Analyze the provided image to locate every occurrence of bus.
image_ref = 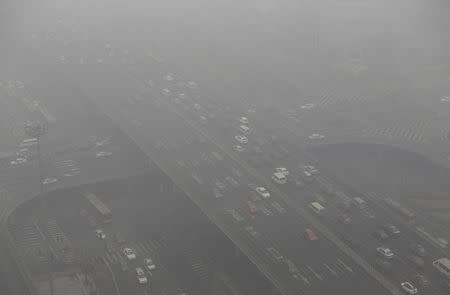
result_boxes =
[84,191,112,223]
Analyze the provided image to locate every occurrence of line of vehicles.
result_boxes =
[153,69,450,294]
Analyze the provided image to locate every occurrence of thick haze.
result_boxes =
[6,0,450,73]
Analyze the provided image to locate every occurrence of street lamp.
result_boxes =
[24,120,48,195]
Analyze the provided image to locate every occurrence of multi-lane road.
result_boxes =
[3,5,450,295]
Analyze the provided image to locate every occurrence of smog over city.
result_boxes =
[1,1,450,295]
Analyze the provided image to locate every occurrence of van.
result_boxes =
[433,257,450,279]
[309,202,325,214]
[239,125,252,135]
[272,172,287,184]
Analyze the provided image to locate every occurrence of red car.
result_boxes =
[304,228,319,241]
[248,201,258,215]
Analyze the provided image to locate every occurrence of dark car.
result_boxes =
[374,258,392,273]
[409,243,426,257]
[383,224,400,236]
[372,229,390,241]
[413,274,430,288]
[341,235,360,249]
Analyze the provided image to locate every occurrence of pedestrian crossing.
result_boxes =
[45,219,75,264]
[10,222,49,264]
[361,122,427,143]
[179,248,210,281]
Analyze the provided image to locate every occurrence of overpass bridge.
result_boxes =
[51,58,403,295]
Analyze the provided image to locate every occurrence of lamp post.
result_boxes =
[24,120,48,195]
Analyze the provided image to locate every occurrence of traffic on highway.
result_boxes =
[2,1,450,295]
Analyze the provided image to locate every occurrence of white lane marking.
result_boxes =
[324,263,338,277]
[297,269,311,285]
[337,259,353,273]
[307,265,323,280]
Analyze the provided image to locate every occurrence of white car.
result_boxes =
[255,187,271,199]
[233,145,245,152]
[303,165,318,174]
[96,151,112,158]
[136,267,148,284]
[11,158,27,165]
[123,248,137,260]
[187,81,198,89]
[440,96,450,102]
[144,258,156,271]
[95,229,106,240]
[300,103,315,109]
[162,88,171,96]
[164,74,174,82]
[275,167,289,176]
[42,177,58,185]
[400,282,418,294]
[376,247,394,259]
[308,133,325,139]
[239,117,249,124]
[235,135,248,144]
[215,180,226,190]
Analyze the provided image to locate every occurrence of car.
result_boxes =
[374,258,392,273]
[239,116,249,124]
[115,232,126,244]
[303,165,318,174]
[215,180,226,190]
[123,248,137,260]
[440,280,450,292]
[11,158,27,165]
[300,103,315,109]
[244,225,261,239]
[407,255,425,269]
[341,235,360,249]
[164,74,174,82]
[308,133,325,139]
[266,247,284,263]
[95,229,106,240]
[413,274,430,288]
[136,267,148,284]
[162,88,171,96]
[249,191,261,202]
[187,81,198,89]
[233,145,245,152]
[144,258,156,271]
[409,243,426,257]
[119,258,129,272]
[383,224,400,236]
[275,167,289,176]
[255,187,270,199]
[42,177,58,185]
[372,229,390,241]
[63,168,80,177]
[235,135,248,144]
[248,201,258,215]
[225,176,239,187]
[286,259,300,275]
[96,151,112,158]
[193,103,202,110]
[304,228,319,241]
[401,282,418,294]
[440,96,450,102]
[338,214,352,224]
[213,187,223,198]
[376,247,394,259]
